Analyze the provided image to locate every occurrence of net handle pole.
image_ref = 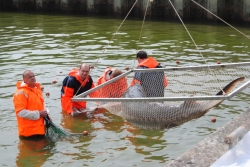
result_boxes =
[74,70,133,98]
[72,95,230,102]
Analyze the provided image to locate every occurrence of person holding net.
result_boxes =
[13,70,50,139]
[131,50,168,97]
[61,63,99,117]
[97,67,128,98]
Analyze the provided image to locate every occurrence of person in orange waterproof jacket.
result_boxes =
[13,70,49,138]
[97,67,128,98]
[61,63,99,116]
[131,50,168,97]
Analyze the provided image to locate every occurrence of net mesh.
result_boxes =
[73,62,250,129]
[44,116,80,141]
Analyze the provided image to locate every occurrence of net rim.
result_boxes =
[74,62,250,101]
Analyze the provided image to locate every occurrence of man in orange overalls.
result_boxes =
[61,63,99,116]
[131,50,168,97]
[13,70,49,138]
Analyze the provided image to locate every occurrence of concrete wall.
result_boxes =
[166,109,250,167]
[1,0,250,23]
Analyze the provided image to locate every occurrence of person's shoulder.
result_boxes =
[13,86,30,98]
[62,75,78,86]
[137,66,148,69]
[156,64,163,68]
[65,75,77,80]
[96,76,105,85]
[15,82,29,92]
[35,82,41,87]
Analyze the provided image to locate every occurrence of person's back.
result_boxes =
[131,51,168,97]
[97,67,128,98]
[110,69,128,97]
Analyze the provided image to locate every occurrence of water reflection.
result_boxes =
[126,128,167,163]
[16,138,55,167]
[61,111,93,134]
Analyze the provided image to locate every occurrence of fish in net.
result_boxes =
[120,77,245,129]
[73,62,250,129]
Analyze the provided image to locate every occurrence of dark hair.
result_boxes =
[136,51,148,59]
[111,69,123,78]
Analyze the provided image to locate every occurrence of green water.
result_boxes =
[0,12,250,167]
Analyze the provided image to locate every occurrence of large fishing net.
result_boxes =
[67,0,250,130]
[73,62,250,129]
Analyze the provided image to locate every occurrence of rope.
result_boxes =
[72,0,249,100]
[133,0,151,69]
[168,0,224,94]
[72,0,140,99]
[191,0,250,40]
[92,0,139,71]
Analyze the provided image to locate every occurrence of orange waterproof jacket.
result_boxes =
[61,69,98,114]
[97,67,128,98]
[97,67,113,86]
[131,57,168,97]
[13,81,45,137]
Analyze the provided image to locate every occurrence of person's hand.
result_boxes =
[39,110,48,117]
[79,107,97,113]
[71,108,81,117]
[80,107,97,118]
[47,115,52,121]
[45,108,52,121]
[86,111,93,118]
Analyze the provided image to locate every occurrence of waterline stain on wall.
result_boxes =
[1,0,250,24]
